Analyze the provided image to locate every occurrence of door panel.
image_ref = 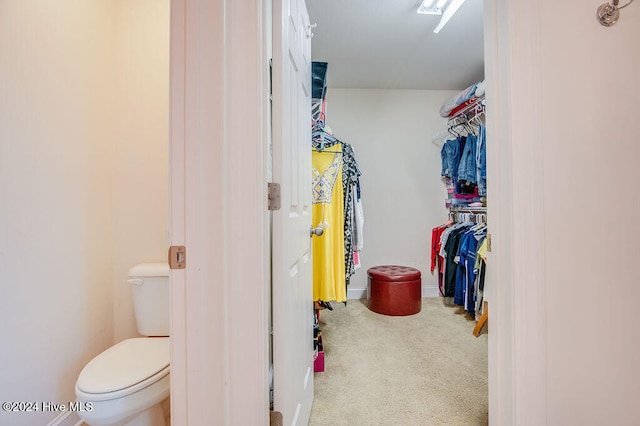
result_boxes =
[272,0,313,424]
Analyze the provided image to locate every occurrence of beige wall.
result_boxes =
[112,0,170,342]
[323,89,454,298]
[486,1,640,424]
[538,3,640,424]
[0,1,168,424]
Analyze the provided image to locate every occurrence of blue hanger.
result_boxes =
[312,128,336,151]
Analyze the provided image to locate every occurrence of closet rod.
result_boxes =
[449,207,486,213]
[312,149,341,153]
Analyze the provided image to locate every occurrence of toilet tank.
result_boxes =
[128,263,170,337]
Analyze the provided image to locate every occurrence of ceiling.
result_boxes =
[305,0,485,91]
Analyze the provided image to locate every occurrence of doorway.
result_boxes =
[304,1,488,424]
[167,0,542,424]
[0,2,170,425]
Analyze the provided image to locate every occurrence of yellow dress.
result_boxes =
[312,145,346,303]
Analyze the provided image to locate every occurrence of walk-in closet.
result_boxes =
[304,1,489,424]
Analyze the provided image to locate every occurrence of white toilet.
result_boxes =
[75,263,170,426]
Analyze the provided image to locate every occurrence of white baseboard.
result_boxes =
[421,285,440,298]
[47,411,82,426]
[347,285,440,300]
[347,287,367,300]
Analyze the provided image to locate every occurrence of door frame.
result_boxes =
[169,0,548,424]
[484,1,547,424]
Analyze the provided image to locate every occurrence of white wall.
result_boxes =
[0,2,168,425]
[324,89,454,298]
[486,1,640,424]
[0,3,115,425]
[538,3,640,425]
[112,0,170,342]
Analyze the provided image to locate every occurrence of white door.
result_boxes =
[271,0,314,424]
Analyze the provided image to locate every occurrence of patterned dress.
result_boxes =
[311,139,362,300]
[340,141,362,283]
[312,145,346,302]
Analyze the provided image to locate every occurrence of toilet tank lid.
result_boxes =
[128,263,170,278]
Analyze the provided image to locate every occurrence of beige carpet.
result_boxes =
[309,298,488,426]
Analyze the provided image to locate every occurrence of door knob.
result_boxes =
[310,226,324,237]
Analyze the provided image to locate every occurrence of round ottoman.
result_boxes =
[367,265,422,316]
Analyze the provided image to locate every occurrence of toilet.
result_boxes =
[75,263,170,426]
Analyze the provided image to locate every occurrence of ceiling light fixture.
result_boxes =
[432,0,467,33]
[417,0,448,15]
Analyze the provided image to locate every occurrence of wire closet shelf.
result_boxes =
[432,95,485,147]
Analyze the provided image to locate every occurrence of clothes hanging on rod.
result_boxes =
[312,127,337,150]
[312,143,346,303]
[432,90,489,328]
[441,123,487,208]
[431,212,487,319]
[311,61,363,307]
[311,136,362,304]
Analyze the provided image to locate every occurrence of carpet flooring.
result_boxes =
[309,298,488,426]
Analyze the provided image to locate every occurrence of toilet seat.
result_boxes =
[76,337,169,402]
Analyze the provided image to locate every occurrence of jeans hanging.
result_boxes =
[441,137,463,182]
[476,125,487,196]
[458,133,477,184]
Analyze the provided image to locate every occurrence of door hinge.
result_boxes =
[486,234,492,253]
[168,246,186,269]
[270,411,283,426]
[268,182,281,211]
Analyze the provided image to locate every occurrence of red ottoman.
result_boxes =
[367,265,422,316]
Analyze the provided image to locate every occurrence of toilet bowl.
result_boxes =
[75,263,170,426]
[76,338,169,426]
